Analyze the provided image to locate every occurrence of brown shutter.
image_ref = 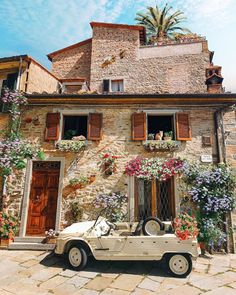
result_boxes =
[88,113,103,140]
[45,113,60,141]
[132,112,146,141]
[176,113,191,141]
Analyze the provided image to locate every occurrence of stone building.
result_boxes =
[0,22,235,251]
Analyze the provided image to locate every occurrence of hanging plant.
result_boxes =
[56,140,86,152]
[99,153,118,176]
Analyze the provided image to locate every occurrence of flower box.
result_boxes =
[0,237,12,247]
[56,140,87,152]
[143,140,181,151]
[45,236,57,244]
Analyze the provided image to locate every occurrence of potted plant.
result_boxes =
[69,175,89,189]
[45,229,59,244]
[164,131,173,141]
[0,211,19,247]
[100,153,118,176]
[147,133,155,140]
[173,212,199,241]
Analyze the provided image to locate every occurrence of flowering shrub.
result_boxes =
[0,211,19,239]
[0,139,44,175]
[197,217,226,249]
[184,163,235,213]
[173,212,199,240]
[93,192,128,222]
[99,153,118,175]
[125,157,184,181]
[1,89,27,137]
[56,140,86,152]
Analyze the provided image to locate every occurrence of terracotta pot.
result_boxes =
[71,183,82,190]
[104,163,113,175]
[89,175,96,183]
[46,237,57,244]
[199,242,206,255]
[24,117,32,123]
[0,238,12,247]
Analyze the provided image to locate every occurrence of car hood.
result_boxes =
[60,221,95,236]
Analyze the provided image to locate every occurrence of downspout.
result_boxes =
[214,103,236,253]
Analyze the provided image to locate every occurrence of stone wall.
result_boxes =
[6,103,218,229]
[51,41,92,81]
[90,26,209,93]
[26,61,59,93]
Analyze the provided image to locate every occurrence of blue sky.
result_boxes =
[0,0,236,92]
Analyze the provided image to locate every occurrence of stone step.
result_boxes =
[14,237,45,243]
[8,242,55,251]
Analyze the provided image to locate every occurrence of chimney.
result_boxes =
[205,65,224,93]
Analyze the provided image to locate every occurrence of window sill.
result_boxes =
[55,139,87,152]
[143,140,181,151]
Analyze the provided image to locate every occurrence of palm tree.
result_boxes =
[135,3,191,42]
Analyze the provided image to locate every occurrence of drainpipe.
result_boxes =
[214,103,236,254]
[16,56,23,91]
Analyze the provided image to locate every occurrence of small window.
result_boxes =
[111,79,124,92]
[147,115,175,139]
[62,115,88,140]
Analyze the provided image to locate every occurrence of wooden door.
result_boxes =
[26,161,60,235]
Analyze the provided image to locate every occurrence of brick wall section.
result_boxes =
[89,26,209,93]
[6,103,218,228]
[51,41,92,81]
[26,61,58,93]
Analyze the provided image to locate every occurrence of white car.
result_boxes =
[55,216,200,277]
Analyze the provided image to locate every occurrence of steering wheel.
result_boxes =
[105,220,118,231]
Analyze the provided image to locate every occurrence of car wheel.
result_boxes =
[165,253,192,278]
[68,246,87,270]
[143,217,164,236]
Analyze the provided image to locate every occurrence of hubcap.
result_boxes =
[69,247,82,267]
[169,255,189,275]
[145,220,160,235]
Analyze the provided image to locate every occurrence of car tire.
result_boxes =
[165,253,192,278]
[68,246,87,270]
[143,217,164,236]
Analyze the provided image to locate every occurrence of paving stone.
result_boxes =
[100,288,130,295]
[203,286,236,295]
[66,276,90,288]
[207,266,230,275]
[0,289,18,295]
[109,274,143,291]
[138,277,161,292]
[21,259,40,268]
[210,256,230,267]
[78,270,99,279]
[40,275,68,289]
[228,282,236,289]
[101,272,120,279]
[190,276,224,291]
[31,266,60,281]
[84,276,113,291]
[73,288,99,295]
[213,271,236,285]
[59,269,78,278]
[146,275,165,283]
[193,262,209,273]
[131,288,155,295]
[157,285,201,295]
[53,282,77,295]
[188,272,209,283]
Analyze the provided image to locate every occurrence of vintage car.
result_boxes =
[55,216,200,277]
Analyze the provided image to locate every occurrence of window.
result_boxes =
[147,115,175,139]
[132,112,191,141]
[134,178,175,221]
[45,112,103,141]
[103,79,124,93]
[111,79,124,92]
[62,115,88,139]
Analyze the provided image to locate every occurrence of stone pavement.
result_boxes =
[0,250,236,295]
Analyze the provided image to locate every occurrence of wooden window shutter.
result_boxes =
[176,113,191,141]
[132,112,147,141]
[88,113,103,140]
[45,113,60,141]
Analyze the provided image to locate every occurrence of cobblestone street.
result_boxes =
[0,250,235,294]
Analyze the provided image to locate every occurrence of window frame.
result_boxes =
[146,112,177,140]
[110,79,124,93]
[61,114,88,140]
[103,77,125,93]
